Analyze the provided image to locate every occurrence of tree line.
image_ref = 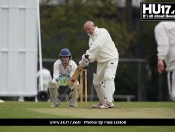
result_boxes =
[39,0,173,101]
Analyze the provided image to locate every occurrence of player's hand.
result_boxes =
[79,54,89,67]
[67,74,71,79]
[57,75,70,86]
[84,54,89,59]
[56,74,63,82]
[79,59,89,67]
[82,54,89,62]
[157,59,164,74]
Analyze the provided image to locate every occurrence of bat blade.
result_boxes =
[68,65,83,87]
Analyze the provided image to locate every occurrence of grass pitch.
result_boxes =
[0,101,175,132]
[0,101,174,118]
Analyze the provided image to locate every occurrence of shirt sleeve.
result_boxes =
[86,29,109,57]
[154,23,169,60]
[70,61,77,77]
[53,62,60,79]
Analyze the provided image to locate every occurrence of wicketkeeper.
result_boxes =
[48,48,81,107]
[79,21,119,109]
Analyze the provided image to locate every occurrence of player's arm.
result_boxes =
[154,24,169,60]
[79,54,89,67]
[154,24,169,73]
[53,62,60,81]
[70,61,78,77]
[86,29,109,60]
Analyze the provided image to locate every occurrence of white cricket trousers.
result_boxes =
[96,58,118,102]
[167,70,175,101]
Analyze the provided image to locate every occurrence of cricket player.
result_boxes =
[48,48,80,107]
[154,21,175,101]
[37,66,52,91]
[79,21,119,109]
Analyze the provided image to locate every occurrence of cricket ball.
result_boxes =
[71,78,75,82]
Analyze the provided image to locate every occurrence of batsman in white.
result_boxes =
[154,21,175,101]
[48,48,80,107]
[79,21,119,109]
[37,66,52,92]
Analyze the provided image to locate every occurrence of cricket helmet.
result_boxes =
[59,48,72,59]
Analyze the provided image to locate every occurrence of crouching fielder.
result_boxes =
[48,48,80,107]
[79,21,119,109]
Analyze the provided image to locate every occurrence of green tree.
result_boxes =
[40,0,134,59]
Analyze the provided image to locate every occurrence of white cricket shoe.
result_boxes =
[99,102,114,109]
[92,102,103,108]
[50,99,61,107]
[108,103,115,108]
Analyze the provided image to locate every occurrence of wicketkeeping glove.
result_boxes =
[57,74,71,86]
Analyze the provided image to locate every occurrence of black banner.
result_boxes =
[140,2,175,21]
[0,119,175,126]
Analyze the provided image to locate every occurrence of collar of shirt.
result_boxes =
[88,27,99,37]
[58,59,73,67]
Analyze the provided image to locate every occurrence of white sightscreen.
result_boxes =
[0,0,38,96]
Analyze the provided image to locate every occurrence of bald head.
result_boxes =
[84,21,95,35]
[84,21,94,27]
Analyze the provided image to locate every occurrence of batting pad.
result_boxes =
[48,82,58,103]
[104,80,114,102]
[93,73,105,104]
[69,87,80,106]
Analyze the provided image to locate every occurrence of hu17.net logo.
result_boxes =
[140,2,175,21]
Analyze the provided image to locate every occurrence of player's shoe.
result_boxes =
[92,102,103,108]
[108,103,115,108]
[68,103,75,107]
[99,102,114,109]
[68,97,76,107]
[50,99,61,107]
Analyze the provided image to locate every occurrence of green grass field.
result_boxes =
[0,101,175,132]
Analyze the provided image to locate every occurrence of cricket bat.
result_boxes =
[68,65,83,87]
